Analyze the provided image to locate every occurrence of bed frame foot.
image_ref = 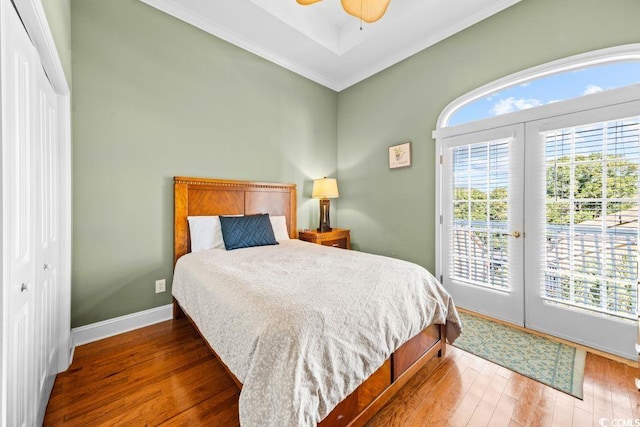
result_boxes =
[438,324,447,357]
[173,298,186,319]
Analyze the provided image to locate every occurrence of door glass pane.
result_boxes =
[450,139,511,290]
[543,117,640,319]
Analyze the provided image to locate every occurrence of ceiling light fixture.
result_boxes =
[296,0,391,26]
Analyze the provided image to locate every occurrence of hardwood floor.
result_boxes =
[44,318,639,426]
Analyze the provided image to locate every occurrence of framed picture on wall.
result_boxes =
[389,142,412,169]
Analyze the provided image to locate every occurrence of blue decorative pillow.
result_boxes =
[219,214,279,250]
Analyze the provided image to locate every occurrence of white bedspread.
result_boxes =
[172,239,461,427]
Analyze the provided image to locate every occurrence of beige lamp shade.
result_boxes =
[312,177,339,199]
[296,0,390,23]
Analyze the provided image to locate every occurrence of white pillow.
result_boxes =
[188,214,288,251]
[187,216,225,252]
[269,215,290,242]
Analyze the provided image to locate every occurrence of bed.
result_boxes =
[172,176,461,427]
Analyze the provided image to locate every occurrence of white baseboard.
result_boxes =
[71,304,173,349]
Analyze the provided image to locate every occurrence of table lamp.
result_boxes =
[312,177,339,232]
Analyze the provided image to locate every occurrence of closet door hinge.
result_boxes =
[439,155,443,165]
[439,215,443,225]
[440,275,443,283]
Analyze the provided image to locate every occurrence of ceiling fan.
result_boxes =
[296,0,391,24]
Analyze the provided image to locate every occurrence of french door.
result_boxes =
[441,124,525,326]
[440,101,639,359]
[524,103,638,357]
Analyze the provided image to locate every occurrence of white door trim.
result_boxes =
[12,0,69,96]
[57,94,72,371]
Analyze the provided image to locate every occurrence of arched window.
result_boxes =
[437,44,640,129]
[449,61,640,126]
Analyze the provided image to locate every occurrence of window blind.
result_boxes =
[450,139,511,290]
[543,117,640,320]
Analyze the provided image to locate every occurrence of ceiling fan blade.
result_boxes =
[341,0,391,23]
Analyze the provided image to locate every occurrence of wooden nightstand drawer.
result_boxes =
[298,228,350,249]
[321,238,348,249]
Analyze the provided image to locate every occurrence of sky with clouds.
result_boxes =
[449,62,640,126]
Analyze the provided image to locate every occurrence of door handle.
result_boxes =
[44,263,50,270]
[21,283,28,292]
[498,231,521,238]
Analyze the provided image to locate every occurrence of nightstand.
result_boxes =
[298,228,350,249]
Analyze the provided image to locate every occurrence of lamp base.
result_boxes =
[317,198,332,232]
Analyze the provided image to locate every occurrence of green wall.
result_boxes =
[70,0,640,327]
[42,0,72,86]
[336,0,640,272]
[70,0,338,326]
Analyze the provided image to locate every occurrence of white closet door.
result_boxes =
[3,2,36,426]
[34,62,60,422]
[1,1,69,424]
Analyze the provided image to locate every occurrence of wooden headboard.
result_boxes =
[174,177,297,264]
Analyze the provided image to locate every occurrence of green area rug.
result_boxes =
[453,311,586,399]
